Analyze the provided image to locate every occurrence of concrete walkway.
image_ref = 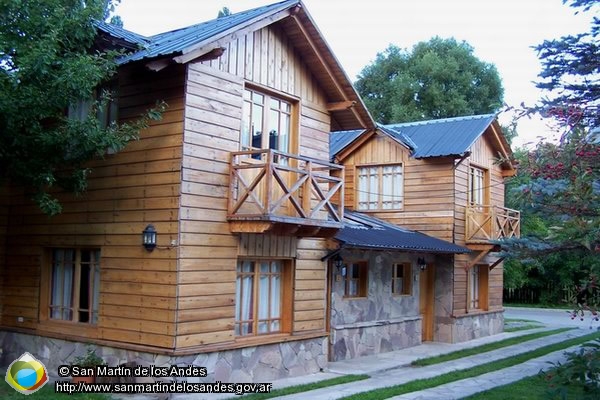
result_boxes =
[271,328,593,400]
[109,324,598,400]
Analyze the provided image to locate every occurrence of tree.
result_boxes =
[217,7,231,18]
[355,37,504,124]
[503,0,600,311]
[0,0,163,215]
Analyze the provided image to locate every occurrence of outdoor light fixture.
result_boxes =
[142,224,157,252]
[417,257,427,271]
[332,255,347,277]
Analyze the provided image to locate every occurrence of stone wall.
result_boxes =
[0,331,327,383]
[329,249,428,361]
[451,310,504,343]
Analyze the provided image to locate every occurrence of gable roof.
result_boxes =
[335,210,470,254]
[95,21,149,48]
[117,0,296,64]
[331,113,513,165]
[329,124,415,161]
[386,114,498,158]
[97,1,375,131]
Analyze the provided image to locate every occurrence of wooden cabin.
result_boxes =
[331,115,519,343]
[0,0,376,382]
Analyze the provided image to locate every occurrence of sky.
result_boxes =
[114,0,593,148]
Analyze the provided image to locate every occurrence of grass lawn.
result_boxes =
[505,303,573,310]
[411,327,571,366]
[227,374,369,400]
[463,372,585,399]
[0,379,109,400]
[339,330,600,400]
[504,318,545,332]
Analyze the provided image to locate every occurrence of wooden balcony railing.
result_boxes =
[227,149,344,237]
[465,205,521,244]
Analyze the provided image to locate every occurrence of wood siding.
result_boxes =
[0,64,186,350]
[341,133,456,242]
[453,130,506,315]
[175,25,332,349]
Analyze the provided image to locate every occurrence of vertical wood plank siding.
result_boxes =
[0,64,186,349]
[177,24,331,348]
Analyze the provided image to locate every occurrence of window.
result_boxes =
[49,248,100,324]
[392,263,412,295]
[469,265,489,310]
[241,88,292,154]
[344,262,368,298]
[235,260,290,336]
[357,165,403,210]
[68,83,118,129]
[468,166,486,206]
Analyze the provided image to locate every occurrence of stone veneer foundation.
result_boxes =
[0,331,327,383]
[451,310,505,343]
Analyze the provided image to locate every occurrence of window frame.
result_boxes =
[468,264,489,311]
[343,261,369,298]
[68,81,119,129]
[468,164,488,207]
[41,248,101,325]
[356,163,404,211]
[392,262,412,296]
[241,86,298,155]
[234,258,293,337]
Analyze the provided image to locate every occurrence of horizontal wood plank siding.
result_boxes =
[453,131,507,314]
[0,64,185,350]
[176,24,332,348]
[341,134,455,241]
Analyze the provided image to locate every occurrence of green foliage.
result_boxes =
[0,0,164,215]
[71,347,106,367]
[355,37,504,124]
[543,338,600,399]
[217,7,231,18]
[503,0,599,307]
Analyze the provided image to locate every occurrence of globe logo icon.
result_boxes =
[5,352,49,395]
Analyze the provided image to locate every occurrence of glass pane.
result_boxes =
[258,321,268,334]
[270,98,279,109]
[348,280,358,296]
[251,103,263,149]
[394,278,402,294]
[369,168,378,208]
[271,261,282,273]
[279,114,290,152]
[260,262,269,273]
[270,274,280,319]
[268,109,279,150]
[358,168,368,210]
[271,320,280,332]
[258,274,269,319]
[244,89,251,100]
[92,257,100,324]
[252,92,264,104]
[79,264,90,322]
[351,264,360,279]
[242,275,253,321]
[241,101,251,148]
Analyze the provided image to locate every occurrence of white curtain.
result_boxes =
[51,249,74,320]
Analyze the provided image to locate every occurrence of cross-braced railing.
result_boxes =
[466,204,520,243]
[228,149,344,228]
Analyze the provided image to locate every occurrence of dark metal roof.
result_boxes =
[329,125,416,161]
[335,210,470,254]
[117,0,298,64]
[385,114,497,158]
[329,129,364,160]
[95,21,149,47]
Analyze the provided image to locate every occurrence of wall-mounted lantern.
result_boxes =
[417,257,427,271]
[333,255,347,277]
[142,224,157,252]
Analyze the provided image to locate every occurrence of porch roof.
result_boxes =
[335,210,470,254]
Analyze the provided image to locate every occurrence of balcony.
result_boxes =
[227,149,344,237]
[465,205,521,244]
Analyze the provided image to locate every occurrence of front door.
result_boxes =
[419,266,435,341]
